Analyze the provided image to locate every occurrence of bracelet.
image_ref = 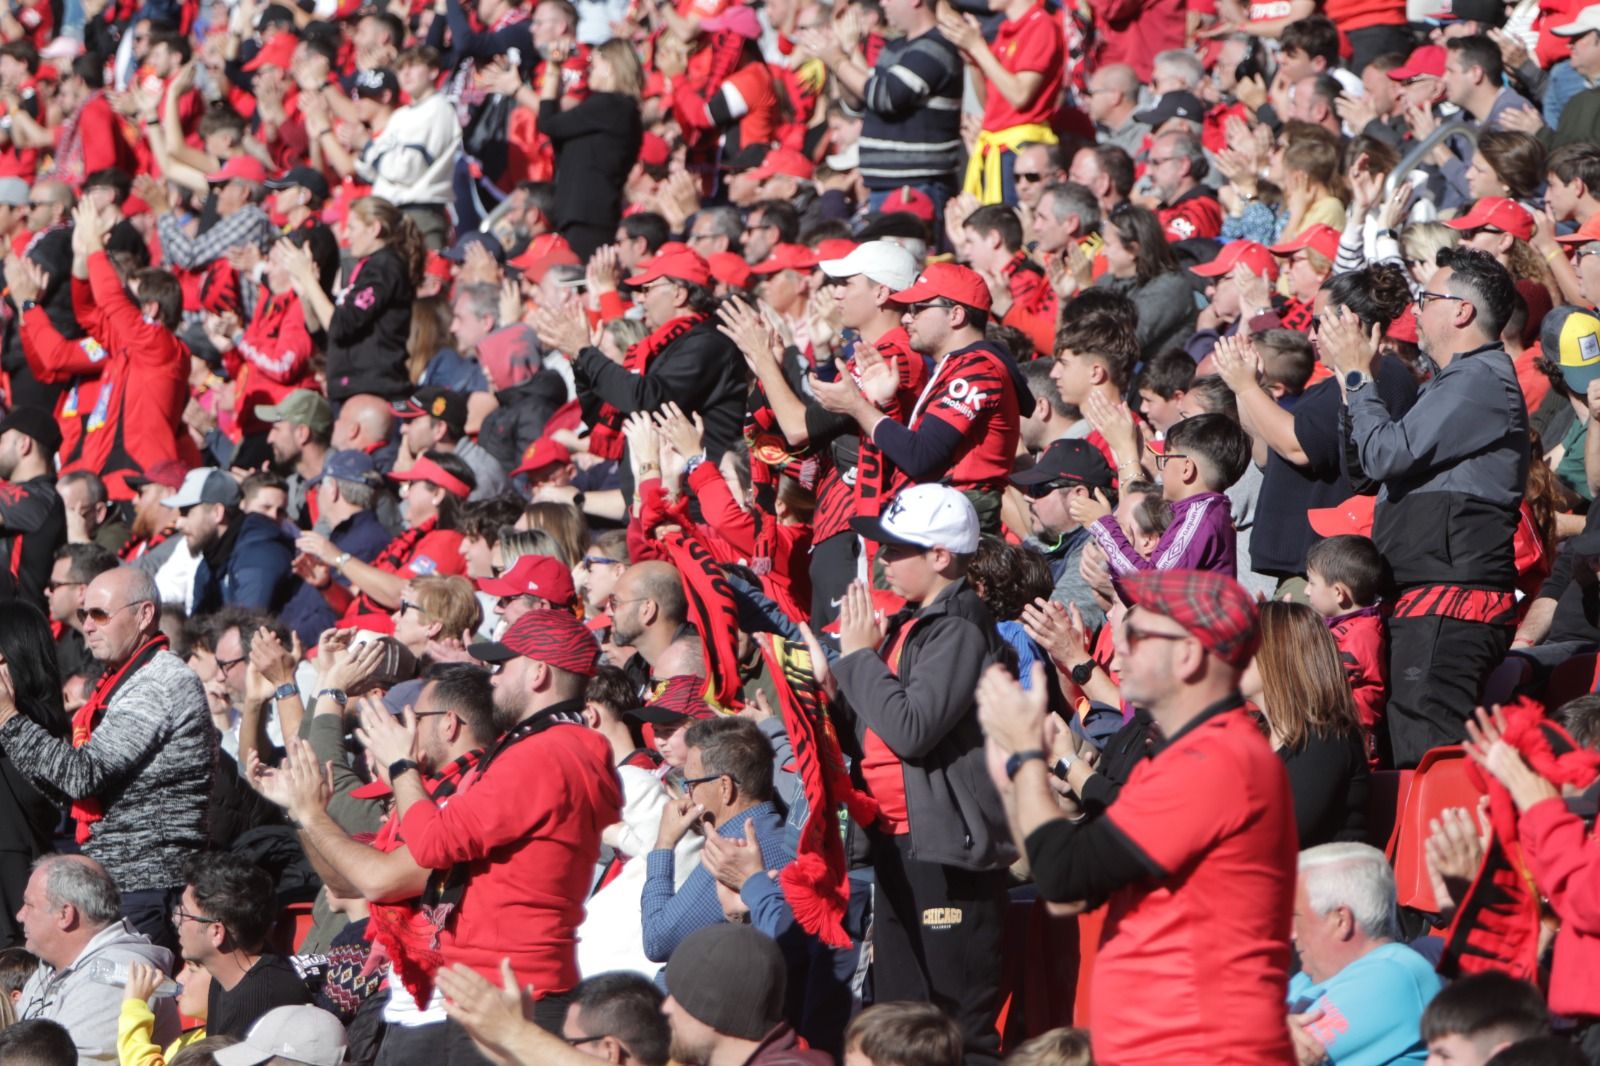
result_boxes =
[1544,247,1564,262]
[638,463,660,476]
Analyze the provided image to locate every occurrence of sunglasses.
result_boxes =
[76,601,143,626]
[1025,478,1078,499]
[906,299,955,316]
[1015,171,1046,183]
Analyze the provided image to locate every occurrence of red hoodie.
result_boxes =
[1518,797,1600,1017]
[1327,606,1387,765]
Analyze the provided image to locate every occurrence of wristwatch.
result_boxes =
[1069,659,1096,686]
[273,682,298,704]
[1052,754,1077,780]
[18,299,35,313]
[332,552,352,571]
[1005,750,1047,781]
[387,758,422,781]
[315,688,348,706]
[1343,370,1373,393]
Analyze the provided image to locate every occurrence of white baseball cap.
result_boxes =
[818,240,920,293]
[850,483,980,554]
[160,467,240,511]
[215,1005,348,1066]
[1554,5,1600,34]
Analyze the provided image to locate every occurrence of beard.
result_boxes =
[491,686,527,732]
[667,1033,710,1066]
[611,614,643,648]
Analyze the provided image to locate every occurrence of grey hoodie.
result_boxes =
[17,919,180,1061]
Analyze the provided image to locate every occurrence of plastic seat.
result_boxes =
[1384,746,1484,915]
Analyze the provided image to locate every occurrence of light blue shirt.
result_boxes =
[1287,942,1441,1066]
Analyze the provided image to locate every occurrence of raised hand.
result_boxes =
[975,661,1049,757]
[655,401,705,458]
[836,580,887,656]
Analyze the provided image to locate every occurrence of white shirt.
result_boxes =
[357,92,462,208]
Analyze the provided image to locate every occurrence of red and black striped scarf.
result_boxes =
[69,633,168,844]
[588,314,705,461]
[660,530,743,709]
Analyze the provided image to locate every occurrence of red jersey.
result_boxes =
[1158,187,1223,242]
[332,519,467,622]
[1096,701,1298,1065]
[1327,606,1387,761]
[909,341,1022,492]
[981,3,1064,131]
[229,289,319,437]
[1000,251,1058,357]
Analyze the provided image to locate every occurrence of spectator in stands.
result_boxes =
[1421,972,1549,1066]
[838,484,1011,1063]
[1096,205,1198,358]
[47,542,117,684]
[0,406,66,606]
[0,567,211,951]
[842,1002,963,1066]
[980,569,1296,1065]
[16,855,180,1059]
[257,390,333,528]
[279,451,392,648]
[165,467,297,613]
[392,387,509,502]
[1305,534,1391,759]
[1083,64,1147,156]
[1243,602,1369,846]
[214,1004,347,1066]
[1288,843,1442,1064]
[58,470,125,554]
[641,716,788,962]
[1323,248,1528,765]
[1010,439,1115,630]
[176,852,311,1039]
[0,1019,78,1065]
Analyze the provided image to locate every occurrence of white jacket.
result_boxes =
[357,92,462,207]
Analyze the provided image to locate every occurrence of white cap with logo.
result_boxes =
[818,240,920,293]
[849,483,980,554]
[214,1005,349,1066]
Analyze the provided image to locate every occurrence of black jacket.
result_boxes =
[539,93,642,233]
[325,247,414,401]
[573,320,747,498]
[480,370,569,471]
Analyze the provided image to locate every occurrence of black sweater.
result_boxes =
[539,93,642,233]
[1279,730,1369,848]
[325,247,414,401]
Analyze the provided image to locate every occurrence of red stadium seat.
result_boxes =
[1384,746,1484,915]
[271,900,318,956]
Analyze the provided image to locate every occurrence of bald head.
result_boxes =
[334,394,394,450]
[630,561,687,624]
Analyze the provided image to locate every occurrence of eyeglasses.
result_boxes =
[398,599,422,615]
[1148,156,1183,167]
[215,654,248,672]
[1417,290,1468,309]
[1025,479,1076,499]
[171,905,219,927]
[565,1035,607,1048]
[679,772,734,795]
[1015,171,1046,183]
[1153,451,1188,467]
[1121,620,1190,650]
[76,601,143,626]
[905,300,955,316]
[580,556,620,570]
[45,580,83,593]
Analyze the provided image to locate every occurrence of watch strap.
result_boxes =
[1070,659,1096,685]
[273,682,299,703]
[387,758,421,781]
[1005,749,1047,781]
[316,688,348,706]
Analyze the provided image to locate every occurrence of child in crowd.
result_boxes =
[1074,412,1251,578]
[1003,1028,1096,1066]
[1306,534,1390,766]
[119,960,214,1066]
[842,1002,964,1066]
[0,946,37,1010]
[1419,971,1548,1066]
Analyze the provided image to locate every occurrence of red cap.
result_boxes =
[750,146,815,182]
[815,238,858,261]
[624,247,712,288]
[879,186,935,222]
[749,243,820,275]
[1115,569,1260,669]
[206,155,268,185]
[1307,493,1377,538]
[470,608,600,676]
[1192,240,1277,281]
[244,32,298,72]
[1270,224,1341,263]
[1388,44,1446,80]
[890,262,992,312]
[513,436,571,476]
[707,250,753,290]
[424,251,453,279]
[388,455,472,498]
[639,131,671,168]
[627,674,722,724]
[1445,196,1534,241]
[1557,215,1600,244]
[1386,305,1419,343]
[508,232,578,275]
[477,553,577,606]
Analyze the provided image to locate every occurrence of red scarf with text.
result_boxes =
[70,633,168,844]
[587,314,705,460]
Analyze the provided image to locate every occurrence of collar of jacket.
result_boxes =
[1434,341,1504,380]
[1149,690,1249,755]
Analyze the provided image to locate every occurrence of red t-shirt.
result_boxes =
[1094,704,1298,1065]
[982,3,1065,131]
[911,343,1021,491]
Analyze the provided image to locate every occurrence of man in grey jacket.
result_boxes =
[834,484,1013,1066]
[16,854,180,1063]
[0,566,213,953]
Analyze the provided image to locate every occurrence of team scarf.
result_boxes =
[759,634,877,949]
[69,633,168,844]
[745,397,818,597]
[362,748,483,1008]
[1440,697,1600,983]
[660,530,743,709]
[587,314,705,461]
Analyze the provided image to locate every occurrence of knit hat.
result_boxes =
[663,925,786,1041]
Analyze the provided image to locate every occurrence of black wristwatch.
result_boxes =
[18,299,35,313]
[387,758,421,781]
[1070,659,1096,686]
[315,688,348,706]
[1005,750,1047,781]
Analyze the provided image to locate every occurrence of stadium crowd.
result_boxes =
[4,0,1600,1061]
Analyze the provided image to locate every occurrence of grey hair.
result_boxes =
[1299,843,1398,941]
[1156,130,1209,184]
[332,476,377,509]
[455,281,502,323]
[58,470,108,508]
[693,206,743,243]
[35,855,121,926]
[119,567,160,613]
[882,235,927,266]
[1039,181,1101,231]
[1094,62,1139,98]
[1153,49,1205,90]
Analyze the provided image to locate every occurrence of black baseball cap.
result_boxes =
[1010,439,1115,491]
[392,387,467,438]
[721,143,770,173]
[0,405,61,454]
[265,166,331,202]
[1134,90,1206,129]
